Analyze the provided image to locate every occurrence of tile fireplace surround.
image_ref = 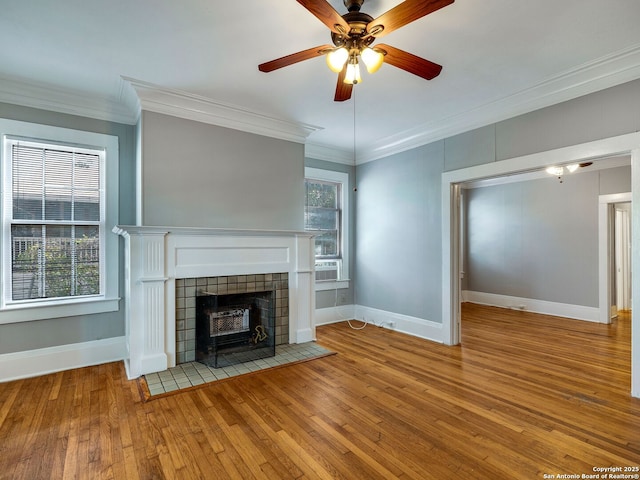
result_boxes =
[114,226,316,379]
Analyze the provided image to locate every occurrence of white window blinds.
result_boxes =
[8,140,103,301]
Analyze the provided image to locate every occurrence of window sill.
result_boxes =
[315,280,350,291]
[0,297,121,324]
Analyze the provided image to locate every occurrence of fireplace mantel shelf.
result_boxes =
[114,225,317,379]
[113,225,314,238]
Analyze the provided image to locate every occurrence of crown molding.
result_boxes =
[304,142,355,165]
[0,74,322,144]
[357,43,640,164]
[0,75,138,125]
[122,77,321,144]
[1,42,639,158]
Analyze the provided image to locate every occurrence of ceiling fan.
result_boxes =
[258,0,454,101]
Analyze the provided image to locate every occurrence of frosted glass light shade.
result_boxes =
[566,163,579,173]
[344,62,362,84]
[546,166,564,176]
[361,47,384,73]
[326,47,349,73]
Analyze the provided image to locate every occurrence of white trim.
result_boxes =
[124,77,321,144]
[0,336,126,383]
[0,119,120,324]
[2,44,639,157]
[355,305,443,344]
[463,155,631,189]
[316,304,443,343]
[631,147,640,398]
[305,167,351,284]
[442,131,640,398]
[315,304,356,326]
[0,75,138,125]
[464,291,600,323]
[359,44,640,164]
[0,297,120,323]
[315,280,350,291]
[305,143,354,165]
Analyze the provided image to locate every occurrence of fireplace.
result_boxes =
[114,225,316,379]
[196,288,275,367]
[175,273,289,367]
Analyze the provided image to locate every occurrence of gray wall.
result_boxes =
[355,142,444,321]
[140,111,304,230]
[0,105,308,356]
[464,166,631,307]
[2,75,640,352]
[0,102,136,353]
[355,78,640,323]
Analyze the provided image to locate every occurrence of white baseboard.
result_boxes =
[464,291,600,323]
[295,328,316,344]
[0,336,126,383]
[354,305,443,343]
[315,304,356,326]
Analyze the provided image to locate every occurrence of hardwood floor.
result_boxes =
[1,303,639,479]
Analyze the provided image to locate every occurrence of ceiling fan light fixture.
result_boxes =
[566,163,580,173]
[259,0,454,102]
[546,166,564,176]
[361,47,384,73]
[326,47,349,73]
[344,60,362,84]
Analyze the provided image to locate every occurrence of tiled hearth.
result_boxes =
[144,342,332,397]
[175,273,289,364]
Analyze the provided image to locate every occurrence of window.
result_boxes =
[1,119,119,323]
[9,139,102,301]
[305,179,341,259]
[304,167,349,289]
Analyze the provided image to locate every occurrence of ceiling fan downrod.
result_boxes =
[344,0,364,11]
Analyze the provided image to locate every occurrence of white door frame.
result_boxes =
[441,131,640,398]
[615,204,632,310]
[599,193,632,323]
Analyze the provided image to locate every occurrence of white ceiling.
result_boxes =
[1,0,640,163]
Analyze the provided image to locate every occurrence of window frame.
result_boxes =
[0,119,119,323]
[304,167,350,290]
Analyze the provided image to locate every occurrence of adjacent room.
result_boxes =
[1,0,639,478]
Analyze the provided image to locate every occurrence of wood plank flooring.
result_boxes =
[1,303,639,479]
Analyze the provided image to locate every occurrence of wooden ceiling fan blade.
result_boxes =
[377,44,442,80]
[334,67,353,102]
[367,0,454,38]
[297,0,350,35]
[259,44,333,72]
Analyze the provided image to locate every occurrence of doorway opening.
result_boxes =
[599,194,632,323]
[614,202,632,313]
[441,132,640,397]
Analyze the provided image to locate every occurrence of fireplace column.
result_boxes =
[292,232,316,344]
[116,227,169,379]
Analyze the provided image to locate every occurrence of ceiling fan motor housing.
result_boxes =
[331,9,375,48]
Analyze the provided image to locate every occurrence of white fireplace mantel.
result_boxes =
[113,225,316,379]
